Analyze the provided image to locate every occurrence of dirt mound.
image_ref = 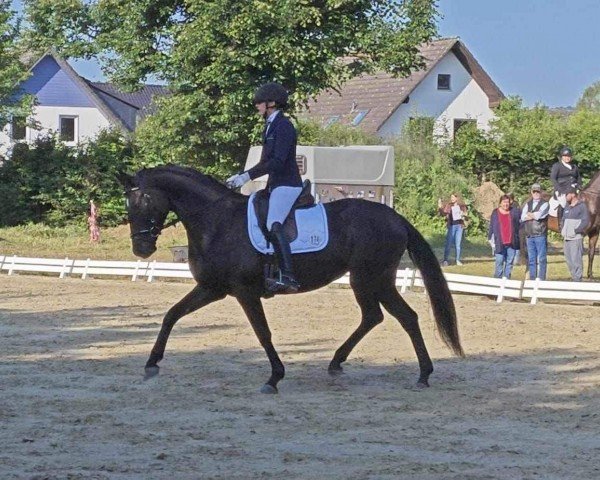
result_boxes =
[473,181,504,219]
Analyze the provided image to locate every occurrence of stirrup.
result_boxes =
[265,272,300,293]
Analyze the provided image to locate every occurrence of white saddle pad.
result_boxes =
[247,193,329,254]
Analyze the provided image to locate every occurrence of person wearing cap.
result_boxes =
[549,146,582,216]
[226,82,303,293]
[520,183,549,280]
[560,186,590,281]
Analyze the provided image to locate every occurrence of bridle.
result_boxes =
[126,186,179,239]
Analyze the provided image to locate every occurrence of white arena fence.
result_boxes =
[1,254,599,305]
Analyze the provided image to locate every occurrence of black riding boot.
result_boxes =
[266,222,300,293]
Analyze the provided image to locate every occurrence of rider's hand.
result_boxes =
[226,172,250,189]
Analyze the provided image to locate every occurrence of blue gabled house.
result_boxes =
[1,50,167,156]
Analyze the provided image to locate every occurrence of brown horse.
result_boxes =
[522,171,600,278]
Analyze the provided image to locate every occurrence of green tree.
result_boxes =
[576,80,600,112]
[24,0,438,171]
[0,1,34,135]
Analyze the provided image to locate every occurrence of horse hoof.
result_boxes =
[328,366,344,376]
[414,380,429,390]
[144,366,160,380]
[260,384,278,394]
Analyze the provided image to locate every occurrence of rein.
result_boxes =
[130,216,180,239]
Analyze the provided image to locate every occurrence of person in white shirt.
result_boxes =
[438,193,468,266]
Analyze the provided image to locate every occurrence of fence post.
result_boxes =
[531,277,540,305]
[132,260,141,282]
[0,255,5,272]
[82,258,91,280]
[8,255,16,275]
[147,260,156,283]
[59,257,70,279]
[497,276,507,303]
[400,267,411,293]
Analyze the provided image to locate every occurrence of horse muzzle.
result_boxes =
[132,240,157,259]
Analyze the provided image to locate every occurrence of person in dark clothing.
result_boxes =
[549,146,582,216]
[488,195,521,278]
[560,186,590,281]
[520,183,549,280]
[226,82,303,293]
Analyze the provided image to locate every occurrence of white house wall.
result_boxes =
[377,51,495,139]
[1,106,111,156]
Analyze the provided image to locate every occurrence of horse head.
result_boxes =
[117,171,171,258]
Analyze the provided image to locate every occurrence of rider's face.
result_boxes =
[561,154,572,163]
[255,102,267,116]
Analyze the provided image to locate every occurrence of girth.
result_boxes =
[253,179,315,242]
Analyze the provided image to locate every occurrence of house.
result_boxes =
[303,38,504,139]
[0,51,167,156]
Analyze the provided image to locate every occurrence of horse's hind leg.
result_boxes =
[144,285,225,379]
[587,231,598,278]
[329,278,383,374]
[379,285,433,388]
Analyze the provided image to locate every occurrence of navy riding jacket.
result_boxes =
[245,112,302,191]
[550,161,582,194]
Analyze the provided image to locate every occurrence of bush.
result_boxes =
[0,130,134,227]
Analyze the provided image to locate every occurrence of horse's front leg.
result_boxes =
[236,294,285,394]
[144,285,225,379]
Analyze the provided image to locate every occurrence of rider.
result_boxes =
[226,82,303,293]
[549,146,582,216]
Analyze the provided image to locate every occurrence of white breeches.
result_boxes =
[548,192,567,217]
[267,186,303,230]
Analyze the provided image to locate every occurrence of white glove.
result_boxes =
[226,172,250,189]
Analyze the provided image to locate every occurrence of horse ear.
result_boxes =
[116,171,135,190]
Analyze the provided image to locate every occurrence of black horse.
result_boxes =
[119,165,463,393]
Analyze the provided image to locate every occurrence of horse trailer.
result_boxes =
[241,145,395,207]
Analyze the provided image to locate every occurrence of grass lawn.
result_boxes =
[1,223,598,281]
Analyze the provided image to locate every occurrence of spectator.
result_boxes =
[488,194,521,278]
[520,183,549,280]
[438,193,468,266]
[560,187,590,282]
[507,192,522,265]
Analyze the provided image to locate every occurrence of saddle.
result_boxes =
[253,179,315,242]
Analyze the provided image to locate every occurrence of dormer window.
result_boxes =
[437,74,451,90]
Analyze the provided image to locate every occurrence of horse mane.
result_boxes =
[135,164,232,199]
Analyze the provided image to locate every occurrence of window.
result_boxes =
[453,119,477,139]
[59,116,77,142]
[323,115,340,128]
[11,116,26,140]
[296,154,307,175]
[351,109,369,126]
[437,74,451,90]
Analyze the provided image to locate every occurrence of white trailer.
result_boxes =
[241,145,395,207]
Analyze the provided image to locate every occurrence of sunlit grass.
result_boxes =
[1,224,598,281]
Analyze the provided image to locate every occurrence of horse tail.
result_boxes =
[404,219,465,357]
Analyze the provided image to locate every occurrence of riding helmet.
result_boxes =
[559,146,573,157]
[253,82,289,108]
